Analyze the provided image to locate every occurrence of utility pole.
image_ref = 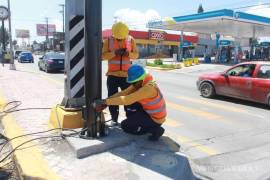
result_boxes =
[84,0,102,137]
[45,17,49,51]
[59,4,65,35]
[59,4,65,50]
[1,20,5,51]
[8,0,15,70]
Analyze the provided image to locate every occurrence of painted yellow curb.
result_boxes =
[0,91,60,180]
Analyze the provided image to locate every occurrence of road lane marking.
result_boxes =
[165,132,219,156]
[177,96,247,113]
[178,136,218,155]
[166,101,233,124]
[164,118,183,128]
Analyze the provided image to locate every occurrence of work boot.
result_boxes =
[148,127,165,141]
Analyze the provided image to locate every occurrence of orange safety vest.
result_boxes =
[138,74,167,120]
[108,36,133,72]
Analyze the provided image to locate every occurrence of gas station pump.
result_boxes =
[182,41,195,59]
[260,42,270,60]
[218,40,233,63]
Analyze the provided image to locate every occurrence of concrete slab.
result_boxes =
[66,127,132,158]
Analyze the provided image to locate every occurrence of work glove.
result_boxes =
[92,99,107,112]
[115,48,128,56]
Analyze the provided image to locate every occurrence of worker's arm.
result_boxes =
[109,85,136,98]
[102,39,115,60]
[106,84,157,106]
[128,37,139,59]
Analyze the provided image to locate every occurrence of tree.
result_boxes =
[198,4,204,13]
[0,26,9,49]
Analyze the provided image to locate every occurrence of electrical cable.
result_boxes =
[0,128,88,165]
[0,100,51,114]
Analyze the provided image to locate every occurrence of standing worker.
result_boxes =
[102,22,139,125]
[94,65,167,141]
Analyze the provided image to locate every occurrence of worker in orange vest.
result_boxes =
[94,65,166,141]
[102,22,139,125]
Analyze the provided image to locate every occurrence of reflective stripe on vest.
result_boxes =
[144,92,163,106]
[146,104,166,114]
[108,60,131,65]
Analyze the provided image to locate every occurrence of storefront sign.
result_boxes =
[219,40,231,46]
[149,30,165,40]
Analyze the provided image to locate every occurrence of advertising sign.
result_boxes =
[149,30,165,40]
[219,40,231,46]
[15,29,30,38]
[36,24,56,36]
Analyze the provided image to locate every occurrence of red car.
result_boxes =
[197,62,270,107]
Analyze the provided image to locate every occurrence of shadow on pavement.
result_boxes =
[109,128,197,180]
[212,96,269,110]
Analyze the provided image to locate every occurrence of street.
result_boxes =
[12,55,270,179]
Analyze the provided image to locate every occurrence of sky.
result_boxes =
[0,0,269,44]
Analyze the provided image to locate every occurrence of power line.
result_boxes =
[233,2,270,10]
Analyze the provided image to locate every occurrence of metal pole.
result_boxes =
[2,20,5,51]
[179,30,183,61]
[46,17,49,51]
[8,0,15,70]
[59,4,65,49]
[84,0,102,137]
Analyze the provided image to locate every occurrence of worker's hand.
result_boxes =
[92,99,107,112]
[114,49,123,56]
[123,50,129,56]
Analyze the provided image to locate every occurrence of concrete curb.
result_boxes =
[146,66,178,71]
[0,90,60,180]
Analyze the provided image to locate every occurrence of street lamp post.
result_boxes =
[7,0,15,70]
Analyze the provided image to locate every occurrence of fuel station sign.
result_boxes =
[149,30,165,40]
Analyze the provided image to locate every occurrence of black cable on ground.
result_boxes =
[0,128,79,153]
[0,128,88,165]
[0,100,51,114]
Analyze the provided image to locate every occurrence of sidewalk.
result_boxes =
[0,65,196,180]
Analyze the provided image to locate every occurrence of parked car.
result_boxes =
[38,52,65,73]
[197,62,270,107]
[14,50,23,59]
[18,52,34,63]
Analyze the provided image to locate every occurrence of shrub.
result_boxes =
[154,59,163,65]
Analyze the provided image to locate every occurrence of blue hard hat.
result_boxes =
[127,65,146,83]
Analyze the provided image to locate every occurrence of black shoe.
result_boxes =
[110,119,118,126]
[148,127,165,141]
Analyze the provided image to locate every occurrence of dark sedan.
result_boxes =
[38,52,65,73]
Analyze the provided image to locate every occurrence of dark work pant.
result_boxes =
[107,75,140,121]
[121,107,161,135]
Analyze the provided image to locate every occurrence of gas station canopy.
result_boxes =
[148,9,270,38]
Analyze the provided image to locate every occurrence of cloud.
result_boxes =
[113,8,161,30]
[245,4,270,17]
[245,4,270,41]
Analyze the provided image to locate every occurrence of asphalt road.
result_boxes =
[14,56,270,180]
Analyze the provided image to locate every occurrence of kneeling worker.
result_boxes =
[95,65,166,141]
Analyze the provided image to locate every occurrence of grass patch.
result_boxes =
[146,62,180,69]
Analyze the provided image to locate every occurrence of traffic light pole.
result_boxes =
[84,0,102,137]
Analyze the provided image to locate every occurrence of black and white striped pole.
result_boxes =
[61,0,85,107]
[61,0,103,138]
